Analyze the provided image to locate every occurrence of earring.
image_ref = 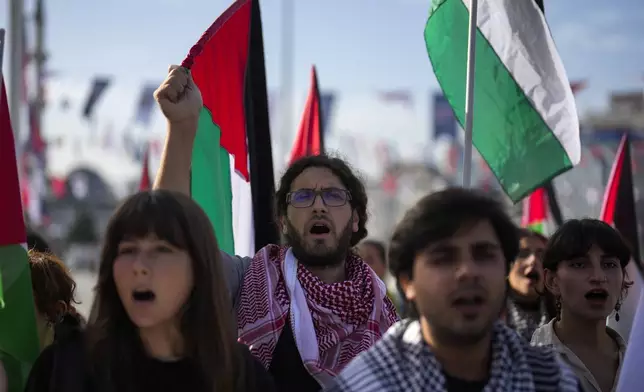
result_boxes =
[555,297,562,321]
[615,301,621,322]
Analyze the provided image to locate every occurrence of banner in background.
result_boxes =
[432,92,457,141]
[320,91,336,136]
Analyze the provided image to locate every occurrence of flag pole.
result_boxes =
[0,28,6,85]
[461,0,478,188]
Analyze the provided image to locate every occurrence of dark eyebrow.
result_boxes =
[471,241,501,251]
[427,243,457,254]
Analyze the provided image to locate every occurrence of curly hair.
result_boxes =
[28,250,80,321]
[275,154,368,246]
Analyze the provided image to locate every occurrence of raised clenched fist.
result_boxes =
[154,65,203,127]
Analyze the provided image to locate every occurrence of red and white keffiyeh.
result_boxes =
[237,244,399,387]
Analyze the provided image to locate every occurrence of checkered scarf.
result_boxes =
[506,298,550,341]
[325,320,581,392]
[237,244,399,386]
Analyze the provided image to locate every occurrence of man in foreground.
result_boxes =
[325,188,580,392]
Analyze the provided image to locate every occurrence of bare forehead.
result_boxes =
[290,167,345,190]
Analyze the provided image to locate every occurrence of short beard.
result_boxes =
[284,219,353,269]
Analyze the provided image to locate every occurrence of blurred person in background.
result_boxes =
[532,219,631,392]
[0,250,82,392]
[26,190,274,392]
[29,251,84,349]
[326,188,580,392]
[506,228,551,341]
[358,240,403,315]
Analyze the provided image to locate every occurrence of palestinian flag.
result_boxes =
[289,65,324,164]
[600,134,641,266]
[0,79,40,391]
[424,0,581,202]
[182,0,278,257]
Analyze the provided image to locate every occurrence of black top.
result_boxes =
[269,320,321,392]
[444,373,487,392]
[25,331,275,392]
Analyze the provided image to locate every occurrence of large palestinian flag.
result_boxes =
[423,0,581,202]
[0,78,40,391]
[181,0,278,257]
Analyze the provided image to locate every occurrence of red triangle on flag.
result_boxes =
[0,79,27,245]
[289,65,323,164]
[600,133,641,263]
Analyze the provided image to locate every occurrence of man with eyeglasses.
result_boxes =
[152,67,398,392]
[505,228,551,341]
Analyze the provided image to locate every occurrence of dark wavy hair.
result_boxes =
[86,190,244,392]
[275,154,368,246]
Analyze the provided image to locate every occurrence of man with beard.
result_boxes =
[325,188,580,392]
[152,66,398,392]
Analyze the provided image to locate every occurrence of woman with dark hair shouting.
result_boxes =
[532,219,631,392]
[25,190,275,392]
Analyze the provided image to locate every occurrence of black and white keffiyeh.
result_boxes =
[506,298,550,341]
[324,320,580,392]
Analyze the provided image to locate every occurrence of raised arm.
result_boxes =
[153,65,203,195]
[152,66,253,311]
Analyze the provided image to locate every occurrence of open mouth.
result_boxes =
[525,270,540,282]
[584,289,608,301]
[309,222,331,235]
[452,296,485,307]
[132,289,156,302]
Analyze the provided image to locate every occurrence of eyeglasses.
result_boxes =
[286,188,352,208]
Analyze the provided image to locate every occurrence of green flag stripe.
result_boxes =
[424,0,573,202]
[191,107,235,254]
[0,244,40,392]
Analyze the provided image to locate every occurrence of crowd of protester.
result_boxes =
[0,66,634,392]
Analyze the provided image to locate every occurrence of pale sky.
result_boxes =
[1,0,643,177]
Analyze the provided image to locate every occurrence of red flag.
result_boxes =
[139,144,151,191]
[0,79,27,245]
[600,134,641,262]
[289,66,323,164]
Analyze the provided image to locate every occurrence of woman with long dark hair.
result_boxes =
[531,219,631,392]
[25,190,274,392]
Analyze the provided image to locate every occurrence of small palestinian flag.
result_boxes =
[0,78,41,391]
